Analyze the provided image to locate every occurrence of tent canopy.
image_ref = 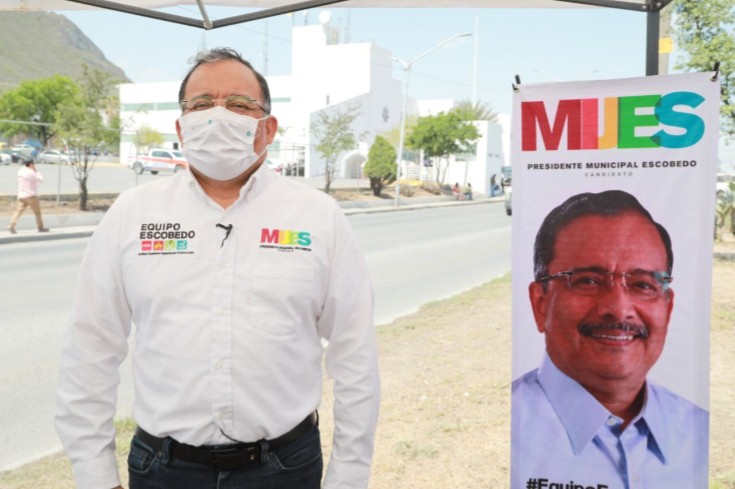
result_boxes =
[0,0,669,30]
[0,0,674,74]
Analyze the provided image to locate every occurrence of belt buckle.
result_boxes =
[210,445,260,471]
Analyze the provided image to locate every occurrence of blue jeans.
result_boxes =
[127,423,323,489]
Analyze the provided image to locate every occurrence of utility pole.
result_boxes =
[264,19,269,76]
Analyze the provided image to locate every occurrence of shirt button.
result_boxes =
[606,417,618,427]
[215,359,224,369]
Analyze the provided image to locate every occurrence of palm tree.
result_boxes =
[452,99,498,122]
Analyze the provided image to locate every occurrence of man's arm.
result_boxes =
[55,203,132,489]
[317,207,381,489]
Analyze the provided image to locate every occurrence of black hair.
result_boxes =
[178,47,271,114]
[533,189,673,281]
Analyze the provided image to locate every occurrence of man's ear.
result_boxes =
[529,281,549,333]
[265,115,278,145]
[175,118,183,148]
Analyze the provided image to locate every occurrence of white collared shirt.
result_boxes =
[511,354,708,489]
[56,164,380,489]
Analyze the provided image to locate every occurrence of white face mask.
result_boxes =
[178,106,269,181]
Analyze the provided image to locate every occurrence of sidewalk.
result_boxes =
[0,195,499,245]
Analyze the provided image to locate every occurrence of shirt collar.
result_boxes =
[184,160,274,209]
[538,354,609,455]
[537,354,667,463]
[635,383,669,465]
[240,160,272,203]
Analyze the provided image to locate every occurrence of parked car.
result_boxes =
[128,148,188,174]
[37,149,70,165]
[10,144,36,160]
[0,149,21,164]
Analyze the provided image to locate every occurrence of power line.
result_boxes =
[0,119,53,127]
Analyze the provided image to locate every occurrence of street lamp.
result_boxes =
[392,32,472,206]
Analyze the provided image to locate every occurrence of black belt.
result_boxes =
[134,412,317,471]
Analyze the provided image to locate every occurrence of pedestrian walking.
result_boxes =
[7,159,49,233]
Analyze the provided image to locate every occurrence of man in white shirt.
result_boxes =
[56,47,380,489]
[8,159,49,233]
[511,190,708,489]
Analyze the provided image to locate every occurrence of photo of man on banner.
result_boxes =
[509,72,720,489]
[511,189,708,488]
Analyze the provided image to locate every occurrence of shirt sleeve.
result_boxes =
[55,202,132,489]
[318,205,381,489]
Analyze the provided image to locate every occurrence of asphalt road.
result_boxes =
[0,160,370,197]
[0,201,511,472]
[0,158,146,197]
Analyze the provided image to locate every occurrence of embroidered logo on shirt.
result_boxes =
[259,228,312,253]
[138,222,196,256]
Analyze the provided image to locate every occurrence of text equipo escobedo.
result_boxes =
[139,223,196,240]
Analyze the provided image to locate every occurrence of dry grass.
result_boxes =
[709,260,735,489]
[1,265,733,488]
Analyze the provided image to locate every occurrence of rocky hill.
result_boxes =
[0,11,129,91]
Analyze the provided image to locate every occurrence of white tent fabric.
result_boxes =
[0,0,659,28]
[0,0,670,73]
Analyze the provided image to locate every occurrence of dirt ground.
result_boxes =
[1,184,733,487]
[1,263,734,489]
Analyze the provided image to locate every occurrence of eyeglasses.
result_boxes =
[180,95,269,116]
[537,268,672,301]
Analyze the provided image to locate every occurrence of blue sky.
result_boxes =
[61,6,653,115]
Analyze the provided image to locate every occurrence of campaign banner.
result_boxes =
[510,73,720,489]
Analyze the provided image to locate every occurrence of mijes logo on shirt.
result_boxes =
[260,227,312,253]
[138,222,196,256]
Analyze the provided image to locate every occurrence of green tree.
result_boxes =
[380,114,419,148]
[452,99,498,122]
[364,135,397,196]
[133,124,165,154]
[406,111,480,185]
[55,66,121,211]
[673,0,735,136]
[0,75,79,146]
[311,103,362,194]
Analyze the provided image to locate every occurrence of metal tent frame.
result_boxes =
[0,0,675,74]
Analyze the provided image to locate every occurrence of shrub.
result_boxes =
[364,136,397,196]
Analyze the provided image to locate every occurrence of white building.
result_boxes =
[118,22,506,196]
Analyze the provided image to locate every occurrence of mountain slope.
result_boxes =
[0,11,129,91]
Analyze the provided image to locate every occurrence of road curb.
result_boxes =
[1,229,95,244]
[1,198,500,245]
